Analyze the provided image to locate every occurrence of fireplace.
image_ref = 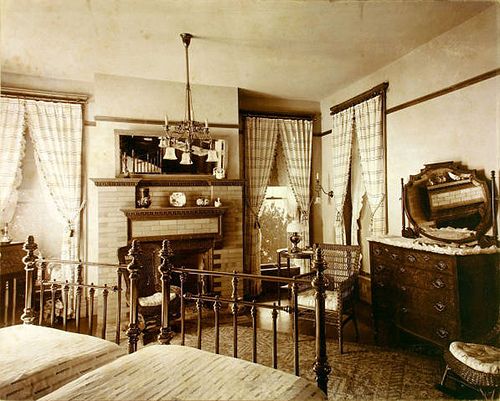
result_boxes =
[88,177,244,330]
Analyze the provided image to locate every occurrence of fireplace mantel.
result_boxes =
[121,207,227,242]
[121,206,227,220]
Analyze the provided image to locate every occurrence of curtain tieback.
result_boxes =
[65,200,87,237]
[336,211,342,222]
[369,195,386,230]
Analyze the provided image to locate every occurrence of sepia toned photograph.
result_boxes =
[0,1,498,400]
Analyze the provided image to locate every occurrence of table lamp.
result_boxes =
[287,220,303,253]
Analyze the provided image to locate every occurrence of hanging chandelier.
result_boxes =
[160,33,218,165]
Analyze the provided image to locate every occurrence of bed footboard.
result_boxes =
[20,236,128,345]
[131,239,331,396]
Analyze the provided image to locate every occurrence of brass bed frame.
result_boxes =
[19,236,331,396]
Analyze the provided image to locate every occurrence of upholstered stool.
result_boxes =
[440,341,500,399]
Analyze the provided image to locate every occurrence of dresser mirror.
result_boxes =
[402,161,496,246]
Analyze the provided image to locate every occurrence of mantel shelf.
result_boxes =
[121,206,228,220]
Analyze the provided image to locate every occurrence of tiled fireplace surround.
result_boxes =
[89,177,244,326]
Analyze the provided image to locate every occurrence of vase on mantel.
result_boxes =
[1,223,12,244]
[137,187,152,209]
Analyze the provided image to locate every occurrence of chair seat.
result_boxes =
[449,341,500,375]
[138,288,179,307]
[297,289,338,311]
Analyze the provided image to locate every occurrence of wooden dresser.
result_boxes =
[0,242,25,326]
[369,237,498,348]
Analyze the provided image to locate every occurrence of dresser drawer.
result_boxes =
[395,266,455,292]
[403,250,455,276]
[397,310,458,347]
[370,243,403,264]
[397,285,458,322]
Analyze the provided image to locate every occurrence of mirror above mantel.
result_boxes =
[402,161,497,247]
[116,129,227,177]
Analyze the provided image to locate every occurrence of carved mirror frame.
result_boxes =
[402,161,496,246]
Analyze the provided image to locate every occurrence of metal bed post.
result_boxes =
[21,236,37,325]
[126,240,141,353]
[158,239,174,344]
[312,245,331,396]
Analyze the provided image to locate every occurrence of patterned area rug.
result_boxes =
[167,324,450,401]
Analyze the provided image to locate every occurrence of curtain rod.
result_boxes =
[241,110,316,121]
[330,82,388,115]
[1,86,89,105]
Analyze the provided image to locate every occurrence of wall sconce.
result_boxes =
[314,173,333,204]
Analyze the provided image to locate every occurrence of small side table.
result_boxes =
[276,248,313,306]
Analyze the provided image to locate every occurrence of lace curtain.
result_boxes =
[279,119,313,246]
[331,94,386,243]
[331,107,355,244]
[244,117,279,295]
[354,95,386,236]
[26,100,83,287]
[0,98,26,226]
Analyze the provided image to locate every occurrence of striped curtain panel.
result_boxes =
[26,100,83,293]
[353,95,386,235]
[0,98,26,225]
[279,119,312,246]
[244,117,279,295]
[331,107,355,244]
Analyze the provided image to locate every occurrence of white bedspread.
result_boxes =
[0,324,126,400]
[41,344,326,401]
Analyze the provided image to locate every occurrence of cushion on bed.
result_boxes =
[41,344,326,401]
[0,324,126,400]
[449,341,500,374]
[297,288,339,311]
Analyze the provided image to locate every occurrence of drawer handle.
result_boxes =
[432,278,445,289]
[374,248,381,256]
[400,307,408,314]
[376,264,386,273]
[436,261,447,271]
[377,282,385,288]
[390,253,399,260]
[436,328,449,339]
[399,266,406,273]
[407,255,416,263]
[423,255,430,262]
[400,285,407,292]
[434,302,446,312]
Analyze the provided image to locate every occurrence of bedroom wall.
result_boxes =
[318,5,498,249]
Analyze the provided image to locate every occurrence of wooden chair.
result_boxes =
[117,242,181,345]
[295,243,361,354]
[438,312,500,399]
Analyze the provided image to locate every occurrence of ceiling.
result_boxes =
[0,0,494,102]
